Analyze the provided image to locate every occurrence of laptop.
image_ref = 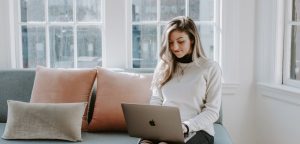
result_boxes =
[121,103,195,144]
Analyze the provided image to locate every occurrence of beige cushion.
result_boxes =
[88,68,152,132]
[30,66,97,131]
[2,100,86,142]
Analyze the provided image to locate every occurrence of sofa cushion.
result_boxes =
[0,123,139,144]
[0,123,232,144]
[0,69,35,123]
[30,66,97,131]
[2,100,86,142]
[88,68,152,132]
[214,124,232,144]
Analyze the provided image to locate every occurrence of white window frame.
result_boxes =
[12,0,104,68]
[10,0,221,71]
[283,0,300,88]
[126,0,221,70]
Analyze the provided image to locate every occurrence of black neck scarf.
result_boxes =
[175,54,193,63]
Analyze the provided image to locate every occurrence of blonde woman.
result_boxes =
[139,16,222,144]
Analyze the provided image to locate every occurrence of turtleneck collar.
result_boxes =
[175,54,193,63]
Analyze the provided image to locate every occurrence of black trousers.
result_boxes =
[186,130,214,144]
[138,130,214,144]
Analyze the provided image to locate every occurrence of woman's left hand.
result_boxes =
[182,123,188,133]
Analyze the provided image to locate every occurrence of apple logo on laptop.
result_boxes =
[149,119,156,126]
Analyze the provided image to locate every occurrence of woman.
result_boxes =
[139,16,222,144]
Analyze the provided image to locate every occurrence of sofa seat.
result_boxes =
[214,124,232,144]
[0,123,139,144]
[0,123,231,144]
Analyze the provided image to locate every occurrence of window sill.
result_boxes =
[257,83,300,105]
[222,83,239,96]
[104,68,154,73]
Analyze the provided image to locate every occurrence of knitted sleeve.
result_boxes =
[183,62,222,132]
[150,86,164,106]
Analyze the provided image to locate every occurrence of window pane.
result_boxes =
[160,0,185,21]
[132,25,157,68]
[197,24,214,59]
[160,25,166,38]
[132,0,157,22]
[20,0,45,22]
[22,26,46,68]
[189,0,214,21]
[49,26,74,68]
[77,26,102,68]
[292,0,300,21]
[48,0,73,22]
[77,0,101,22]
[290,26,300,80]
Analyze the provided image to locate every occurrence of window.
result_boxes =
[284,0,300,87]
[15,0,220,69]
[19,0,102,68]
[130,0,219,68]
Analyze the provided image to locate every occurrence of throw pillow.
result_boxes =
[88,67,153,132]
[30,66,97,131]
[2,100,86,142]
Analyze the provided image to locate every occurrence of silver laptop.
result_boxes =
[121,103,195,143]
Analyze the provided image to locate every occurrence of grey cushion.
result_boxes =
[0,69,35,123]
[2,101,86,141]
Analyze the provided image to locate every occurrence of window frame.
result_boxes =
[126,0,221,70]
[14,0,104,68]
[11,0,221,71]
[283,0,300,88]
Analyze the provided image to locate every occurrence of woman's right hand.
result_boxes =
[182,123,188,134]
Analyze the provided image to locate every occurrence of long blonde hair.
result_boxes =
[152,16,207,88]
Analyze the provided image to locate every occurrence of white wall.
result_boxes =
[0,0,258,144]
[222,0,256,144]
[255,0,300,144]
[0,0,11,68]
[257,85,300,144]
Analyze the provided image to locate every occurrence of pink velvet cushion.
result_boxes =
[30,66,97,131]
[88,67,152,132]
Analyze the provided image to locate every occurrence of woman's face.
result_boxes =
[169,30,193,58]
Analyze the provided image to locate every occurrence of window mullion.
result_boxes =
[126,0,132,68]
[284,0,291,84]
[194,21,216,25]
[45,0,50,67]
[157,0,161,61]
[186,0,189,17]
[289,21,300,25]
[73,0,77,68]
[132,21,159,25]
[17,0,23,68]
[214,0,220,62]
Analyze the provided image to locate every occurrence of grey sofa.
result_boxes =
[0,69,233,144]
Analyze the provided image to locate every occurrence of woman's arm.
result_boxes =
[149,61,164,106]
[183,62,222,132]
[149,86,164,106]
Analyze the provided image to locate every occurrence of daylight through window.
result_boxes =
[131,0,218,68]
[20,0,102,68]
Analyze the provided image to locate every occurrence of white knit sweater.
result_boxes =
[150,58,222,136]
